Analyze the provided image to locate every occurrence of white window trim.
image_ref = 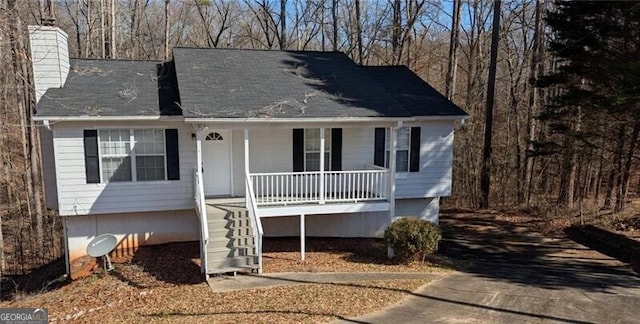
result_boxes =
[385,127,411,173]
[303,128,331,172]
[96,128,168,183]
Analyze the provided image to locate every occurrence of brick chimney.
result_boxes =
[28,25,70,103]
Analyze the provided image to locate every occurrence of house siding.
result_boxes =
[66,209,198,279]
[396,121,455,198]
[342,127,375,170]
[50,121,453,215]
[230,128,293,196]
[52,121,196,216]
[261,197,439,238]
[40,128,58,209]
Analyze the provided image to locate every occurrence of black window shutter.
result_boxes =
[83,130,100,183]
[373,128,385,167]
[165,129,180,180]
[410,127,421,172]
[331,128,342,171]
[292,129,304,172]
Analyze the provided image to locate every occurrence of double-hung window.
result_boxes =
[99,129,132,181]
[385,127,411,172]
[304,128,331,171]
[98,129,166,182]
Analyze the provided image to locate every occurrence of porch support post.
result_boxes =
[244,129,250,177]
[244,129,250,207]
[195,126,205,185]
[387,123,398,258]
[300,213,306,261]
[319,128,326,204]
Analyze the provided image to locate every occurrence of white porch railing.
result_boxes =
[193,168,209,274]
[245,178,264,273]
[249,165,389,206]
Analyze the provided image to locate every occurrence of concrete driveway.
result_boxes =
[343,213,640,324]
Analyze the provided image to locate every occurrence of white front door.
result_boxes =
[202,130,232,196]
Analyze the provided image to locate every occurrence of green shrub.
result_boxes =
[384,217,441,262]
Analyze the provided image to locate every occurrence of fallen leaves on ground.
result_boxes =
[2,273,429,323]
[1,238,447,322]
[263,237,456,273]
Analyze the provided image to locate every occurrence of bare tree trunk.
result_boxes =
[509,85,523,204]
[195,1,214,47]
[100,0,106,58]
[85,0,92,57]
[164,0,170,60]
[404,0,412,67]
[131,0,140,58]
[445,0,461,100]
[565,108,581,208]
[524,0,544,206]
[320,0,325,51]
[0,210,4,275]
[616,121,640,212]
[8,0,45,258]
[604,124,625,209]
[331,0,338,51]
[479,0,501,209]
[0,43,5,273]
[280,0,286,49]
[354,0,362,64]
[594,143,605,200]
[63,0,82,57]
[110,0,116,58]
[391,0,401,63]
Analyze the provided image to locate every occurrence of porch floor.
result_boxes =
[204,197,246,209]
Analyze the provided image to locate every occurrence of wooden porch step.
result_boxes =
[207,265,260,275]
[203,200,259,274]
[208,255,258,270]
[207,246,255,259]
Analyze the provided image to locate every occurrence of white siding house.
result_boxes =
[51,122,195,216]
[30,26,467,279]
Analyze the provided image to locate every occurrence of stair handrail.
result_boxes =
[194,168,209,274]
[245,177,264,273]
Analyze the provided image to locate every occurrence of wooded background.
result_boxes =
[0,0,638,276]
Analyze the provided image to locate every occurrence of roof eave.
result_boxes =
[32,115,184,122]
[184,115,467,123]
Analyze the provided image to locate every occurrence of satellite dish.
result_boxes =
[86,234,118,272]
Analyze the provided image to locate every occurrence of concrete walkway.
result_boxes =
[340,213,640,324]
[207,272,444,292]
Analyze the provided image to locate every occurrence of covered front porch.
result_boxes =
[190,122,405,275]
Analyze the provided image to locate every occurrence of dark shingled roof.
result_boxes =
[360,66,467,117]
[36,49,467,119]
[36,59,181,117]
[173,48,411,118]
